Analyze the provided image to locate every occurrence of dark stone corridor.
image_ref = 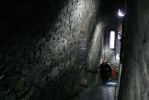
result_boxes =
[0,0,149,100]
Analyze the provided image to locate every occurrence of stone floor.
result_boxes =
[70,81,117,100]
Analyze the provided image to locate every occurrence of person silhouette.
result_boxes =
[98,60,112,84]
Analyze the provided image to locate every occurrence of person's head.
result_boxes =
[103,59,108,63]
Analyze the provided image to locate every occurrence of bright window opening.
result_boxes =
[109,31,115,49]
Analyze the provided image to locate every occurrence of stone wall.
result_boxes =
[119,0,149,100]
[88,22,104,70]
[0,0,101,100]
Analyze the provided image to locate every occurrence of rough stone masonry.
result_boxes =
[0,0,103,100]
